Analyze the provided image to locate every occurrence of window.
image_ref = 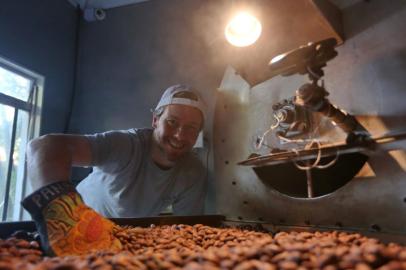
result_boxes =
[0,56,43,221]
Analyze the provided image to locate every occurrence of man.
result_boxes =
[76,84,207,217]
[22,84,207,256]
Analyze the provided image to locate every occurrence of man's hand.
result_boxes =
[22,182,122,256]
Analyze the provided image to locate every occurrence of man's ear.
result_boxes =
[152,114,158,128]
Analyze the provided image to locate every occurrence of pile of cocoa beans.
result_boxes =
[1,224,406,270]
[0,237,43,268]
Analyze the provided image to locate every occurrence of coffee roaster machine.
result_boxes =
[213,38,406,244]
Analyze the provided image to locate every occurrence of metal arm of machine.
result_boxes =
[294,82,361,134]
[238,130,406,167]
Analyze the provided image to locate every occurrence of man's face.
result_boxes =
[152,104,203,165]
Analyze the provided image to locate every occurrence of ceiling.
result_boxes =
[67,0,149,10]
[67,0,356,11]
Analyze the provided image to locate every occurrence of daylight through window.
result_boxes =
[0,58,42,221]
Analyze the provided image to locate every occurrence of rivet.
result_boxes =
[370,224,381,232]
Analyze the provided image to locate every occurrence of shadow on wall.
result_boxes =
[357,115,406,134]
[355,114,406,179]
[342,0,406,39]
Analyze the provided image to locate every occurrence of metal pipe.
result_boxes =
[305,163,314,198]
[2,108,19,221]
[295,83,361,133]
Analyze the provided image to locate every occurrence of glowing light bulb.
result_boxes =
[225,12,262,47]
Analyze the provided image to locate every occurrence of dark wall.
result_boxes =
[68,0,228,134]
[0,0,78,134]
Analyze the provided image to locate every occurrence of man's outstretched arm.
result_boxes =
[26,134,92,190]
[23,134,122,256]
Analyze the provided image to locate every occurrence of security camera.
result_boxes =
[94,8,106,21]
[84,8,106,22]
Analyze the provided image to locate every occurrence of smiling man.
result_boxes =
[22,84,207,255]
[25,84,207,216]
[76,84,208,217]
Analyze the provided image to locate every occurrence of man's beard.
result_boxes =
[160,142,186,162]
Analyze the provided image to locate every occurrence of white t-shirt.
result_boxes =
[77,128,207,217]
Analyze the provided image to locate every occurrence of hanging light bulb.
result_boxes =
[225,12,262,47]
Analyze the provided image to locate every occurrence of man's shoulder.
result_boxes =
[113,127,152,136]
[128,127,153,135]
[93,128,152,141]
[85,128,153,159]
[128,128,153,141]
